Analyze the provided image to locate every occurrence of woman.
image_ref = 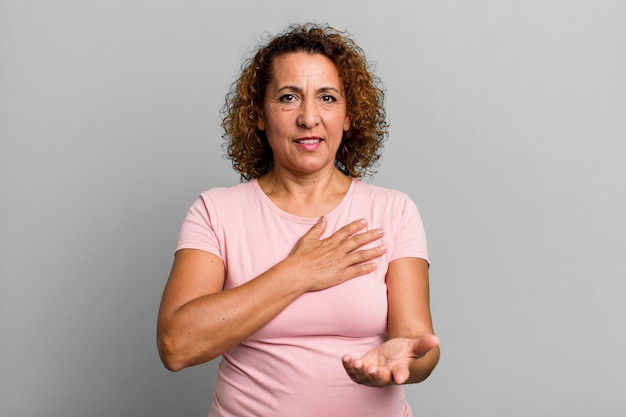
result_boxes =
[157,23,440,416]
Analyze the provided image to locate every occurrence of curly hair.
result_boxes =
[221,23,389,180]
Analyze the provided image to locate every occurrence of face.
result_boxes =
[257,52,350,177]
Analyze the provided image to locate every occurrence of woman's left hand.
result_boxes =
[342,335,440,386]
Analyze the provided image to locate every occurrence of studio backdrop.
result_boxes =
[1,1,625,416]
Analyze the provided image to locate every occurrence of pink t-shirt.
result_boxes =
[177,179,428,417]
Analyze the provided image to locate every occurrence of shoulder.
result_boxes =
[197,181,258,207]
[348,181,423,229]
[352,180,406,195]
[351,180,416,207]
[200,180,256,199]
[184,181,260,223]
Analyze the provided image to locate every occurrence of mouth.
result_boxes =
[294,137,323,144]
[294,136,323,151]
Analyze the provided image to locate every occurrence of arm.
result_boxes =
[386,257,440,383]
[342,257,440,385]
[157,217,387,372]
[157,248,304,372]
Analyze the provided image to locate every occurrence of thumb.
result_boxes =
[409,335,440,358]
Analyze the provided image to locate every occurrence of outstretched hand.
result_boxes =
[342,335,440,387]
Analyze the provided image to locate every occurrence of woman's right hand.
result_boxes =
[285,217,387,292]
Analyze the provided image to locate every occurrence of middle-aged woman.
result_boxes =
[157,23,440,417]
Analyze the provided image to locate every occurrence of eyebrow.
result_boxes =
[275,85,342,94]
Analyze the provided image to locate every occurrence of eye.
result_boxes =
[279,94,296,103]
[321,94,337,103]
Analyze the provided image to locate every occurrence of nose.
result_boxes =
[296,99,320,129]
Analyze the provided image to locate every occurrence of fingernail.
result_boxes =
[359,218,367,224]
[318,216,325,223]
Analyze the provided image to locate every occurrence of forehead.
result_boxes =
[270,52,342,85]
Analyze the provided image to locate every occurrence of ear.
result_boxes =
[343,115,350,132]
[255,106,265,131]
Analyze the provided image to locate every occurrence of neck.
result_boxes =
[258,167,353,217]
[262,166,346,195]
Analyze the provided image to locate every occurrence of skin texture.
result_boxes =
[257,52,350,180]
[157,52,439,386]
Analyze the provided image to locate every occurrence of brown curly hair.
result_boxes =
[221,23,388,180]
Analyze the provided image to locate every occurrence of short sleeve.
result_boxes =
[389,194,429,264]
[176,194,223,259]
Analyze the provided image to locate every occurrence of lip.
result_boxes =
[294,136,323,143]
[294,136,323,151]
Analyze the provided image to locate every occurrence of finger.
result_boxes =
[343,228,385,253]
[342,355,361,383]
[362,364,393,387]
[337,245,387,280]
[326,218,368,243]
[302,215,328,240]
[343,356,386,387]
[346,244,387,266]
[409,335,440,357]
[391,364,410,385]
[343,357,371,383]
[342,261,378,280]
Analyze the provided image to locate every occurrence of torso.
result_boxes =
[176,179,428,417]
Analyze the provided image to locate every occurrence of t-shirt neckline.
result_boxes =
[250,178,358,224]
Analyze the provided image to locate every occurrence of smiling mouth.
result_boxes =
[295,137,323,144]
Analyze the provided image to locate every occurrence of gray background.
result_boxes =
[1,0,625,416]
